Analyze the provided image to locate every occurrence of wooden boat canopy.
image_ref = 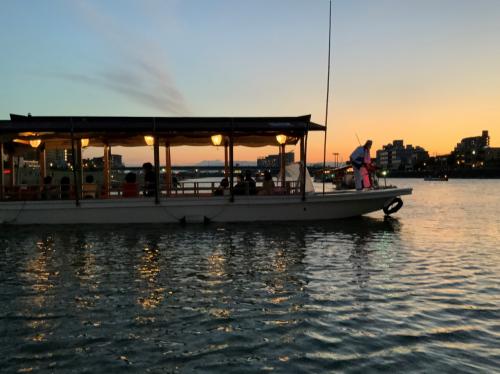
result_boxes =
[0,114,324,148]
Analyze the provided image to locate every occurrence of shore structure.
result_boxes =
[0,114,411,224]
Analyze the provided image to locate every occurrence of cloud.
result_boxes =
[58,0,189,115]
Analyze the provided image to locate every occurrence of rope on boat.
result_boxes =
[1,200,27,224]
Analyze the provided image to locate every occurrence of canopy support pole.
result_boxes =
[154,136,160,204]
[300,135,306,201]
[103,144,110,198]
[229,132,234,202]
[165,143,172,196]
[70,122,80,207]
[0,142,4,200]
[224,141,229,177]
[38,145,46,199]
[280,144,286,192]
[8,154,15,187]
[76,141,82,198]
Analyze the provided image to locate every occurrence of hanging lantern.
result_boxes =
[29,139,41,148]
[211,134,223,146]
[276,134,287,145]
[144,135,155,146]
[81,138,89,148]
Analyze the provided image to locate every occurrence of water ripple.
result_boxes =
[1,180,500,372]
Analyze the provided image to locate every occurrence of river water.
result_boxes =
[1,179,499,373]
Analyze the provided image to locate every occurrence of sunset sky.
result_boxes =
[1,0,499,165]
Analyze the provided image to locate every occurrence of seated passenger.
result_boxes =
[214,177,229,196]
[259,170,275,195]
[142,162,156,197]
[82,175,98,199]
[60,176,71,199]
[42,175,58,200]
[122,172,139,197]
[233,174,246,195]
[244,170,257,195]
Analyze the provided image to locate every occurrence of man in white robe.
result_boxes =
[349,140,372,190]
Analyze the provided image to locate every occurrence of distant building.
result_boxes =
[91,154,124,169]
[452,130,490,168]
[485,147,500,167]
[46,148,67,168]
[257,152,294,169]
[376,140,429,171]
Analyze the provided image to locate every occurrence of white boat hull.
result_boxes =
[0,188,412,225]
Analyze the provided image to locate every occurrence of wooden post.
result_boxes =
[154,136,160,204]
[224,141,229,177]
[300,135,307,201]
[39,147,47,183]
[229,133,234,202]
[0,142,4,200]
[280,144,286,191]
[38,146,47,200]
[165,143,172,196]
[76,140,82,198]
[70,129,80,207]
[103,144,110,198]
[8,154,15,187]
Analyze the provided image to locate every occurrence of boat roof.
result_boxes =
[0,114,324,148]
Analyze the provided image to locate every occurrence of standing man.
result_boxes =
[349,140,372,191]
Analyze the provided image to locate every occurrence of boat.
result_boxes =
[0,114,412,224]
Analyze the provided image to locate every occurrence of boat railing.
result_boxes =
[1,180,301,201]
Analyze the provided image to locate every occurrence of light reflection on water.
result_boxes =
[0,179,499,373]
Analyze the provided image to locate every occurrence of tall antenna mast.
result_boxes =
[322,0,332,194]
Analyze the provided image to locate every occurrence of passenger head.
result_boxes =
[125,172,137,183]
[220,177,229,188]
[85,175,94,183]
[264,170,272,181]
[237,173,244,182]
[245,170,252,180]
[43,175,52,184]
[364,140,373,149]
[142,162,153,171]
[60,176,70,185]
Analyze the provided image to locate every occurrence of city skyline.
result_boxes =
[1,0,499,165]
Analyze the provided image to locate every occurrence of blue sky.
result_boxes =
[1,0,499,164]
